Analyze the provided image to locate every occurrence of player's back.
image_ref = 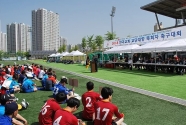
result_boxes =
[53,109,78,125]
[94,101,121,125]
[39,99,60,125]
[22,79,32,89]
[82,91,101,120]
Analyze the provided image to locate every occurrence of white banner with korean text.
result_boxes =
[104,25,186,48]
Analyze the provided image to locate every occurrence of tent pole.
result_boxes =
[155,49,156,73]
[102,52,103,65]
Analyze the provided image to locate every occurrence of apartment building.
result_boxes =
[32,8,60,51]
[7,23,31,53]
[0,32,7,52]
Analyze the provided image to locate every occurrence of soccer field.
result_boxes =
[32,60,186,99]
[0,60,186,125]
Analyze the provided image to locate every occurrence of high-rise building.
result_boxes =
[67,44,75,52]
[0,32,7,52]
[59,36,67,46]
[77,44,83,52]
[7,23,31,53]
[154,22,163,32]
[32,8,60,51]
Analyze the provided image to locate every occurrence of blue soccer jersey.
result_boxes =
[22,78,34,90]
[53,83,71,98]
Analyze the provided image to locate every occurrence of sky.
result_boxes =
[0,0,176,44]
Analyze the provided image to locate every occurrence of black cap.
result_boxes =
[5,102,18,115]
[1,94,16,105]
[60,78,68,84]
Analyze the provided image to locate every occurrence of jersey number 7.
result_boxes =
[96,107,110,121]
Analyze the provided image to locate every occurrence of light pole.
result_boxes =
[110,6,116,34]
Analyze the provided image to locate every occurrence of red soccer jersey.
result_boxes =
[82,91,102,120]
[21,66,25,72]
[94,100,124,125]
[53,109,79,125]
[33,66,37,74]
[47,76,56,84]
[39,99,61,125]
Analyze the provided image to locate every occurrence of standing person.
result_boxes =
[93,87,125,125]
[0,102,18,125]
[38,92,67,125]
[86,57,90,69]
[94,56,98,72]
[82,81,101,121]
[53,97,86,125]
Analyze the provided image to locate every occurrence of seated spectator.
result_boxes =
[41,73,48,89]
[93,87,125,125]
[53,97,86,125]
[35,65,40,78]
[82,81,102,121]
[0,102,18,125]
[9,75,20,94]
[1,75,13,95]
[39,92,67,125]
[18,70,26,85]
[38,66,45,80]
[22,75,37,93]
[45,72,56,91]
[0,94,27,125]
[26,66,39,81]
[53,76,74,101]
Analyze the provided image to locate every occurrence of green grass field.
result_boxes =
[1,61,186,125]
[31,60,186,99]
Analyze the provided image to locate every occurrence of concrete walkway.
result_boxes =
[51,67,186,106]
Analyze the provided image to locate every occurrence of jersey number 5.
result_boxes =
[96,107,110,121]
[41,103,50,115]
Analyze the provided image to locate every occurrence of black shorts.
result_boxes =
[112,121,117,125]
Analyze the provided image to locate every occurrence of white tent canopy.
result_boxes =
[48,53,56,57]
[104,44,140,54]
[133,41,168,53]
[54,53,61,57]
[156,38,186,52]
[61,52,69,56]
[65,50,86,56]
[56,52,69,57]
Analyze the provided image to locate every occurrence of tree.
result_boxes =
[95,35,104,50]
[16,51,24,57]
[81,37,87,52]
[24,51,30,58]
[87,35,94,51]
[3,52,9,58]
[61,44,66,52]
[74,45,78,51]
[58,44,66,53]
[58,47,63,53]
[105,31,117,40]
[0,50,3,60]
[91,41,97,52]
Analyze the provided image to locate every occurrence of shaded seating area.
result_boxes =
[103,38,186,75]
